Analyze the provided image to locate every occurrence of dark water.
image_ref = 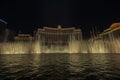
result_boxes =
[0,54,120,80]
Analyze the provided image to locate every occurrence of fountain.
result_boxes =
[0,36,120,54]
[0,24,120,54]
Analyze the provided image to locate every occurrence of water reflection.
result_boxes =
[0,54,120,80]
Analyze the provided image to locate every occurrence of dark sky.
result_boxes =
[1,0,120,38]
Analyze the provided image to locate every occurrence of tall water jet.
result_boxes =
[88,40,109,53]
[33,40,41,53]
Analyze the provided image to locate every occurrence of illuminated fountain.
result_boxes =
[32,40,41,53]
[0,42,32,54]
[0,38,120,54]
[87,22,120,53]
[35,25,82,53]
[88,40,109,53]
[0,24,120,54]
[0,41,41,54]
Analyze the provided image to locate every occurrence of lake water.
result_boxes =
[0,54,120,80]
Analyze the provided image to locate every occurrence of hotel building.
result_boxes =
[36,25,82,45]
[35,25,82,53]
[14,34,33,41]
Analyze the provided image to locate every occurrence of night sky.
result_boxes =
[1,0,120,38]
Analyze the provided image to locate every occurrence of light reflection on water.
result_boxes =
[0,54,120,80]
